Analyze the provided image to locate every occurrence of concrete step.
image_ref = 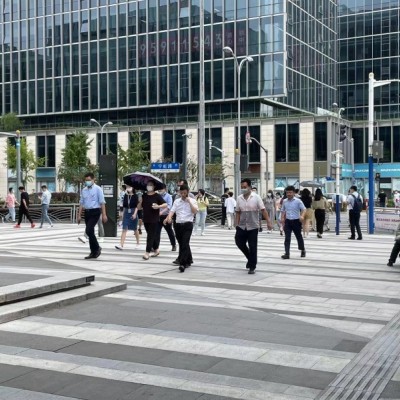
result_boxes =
[0,274,95,306]
[0,280,127,324]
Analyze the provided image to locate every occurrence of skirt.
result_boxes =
[122,209,138,231]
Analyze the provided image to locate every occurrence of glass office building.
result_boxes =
[0,0,337,128]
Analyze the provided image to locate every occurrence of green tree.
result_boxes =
[57,130,97,192]
[117,132,150,182]
[0,112,23,131]
[6,138,45,186]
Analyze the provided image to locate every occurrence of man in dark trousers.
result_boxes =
[281,185,306,259]
[165,184,198,273]
[347,185,363,240]
[221,187,229,228]
[14,186,35,228]
[77,173,108,259]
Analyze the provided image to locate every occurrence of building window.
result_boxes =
[379,126,391,163]
[315,122,327,161]
[97,132,118,159]
[163,129,185,163]
[394,126,400,163]
[352,128,365,164]
[275,124,286,162]
[37,135,56,167]
[205,127,222,163]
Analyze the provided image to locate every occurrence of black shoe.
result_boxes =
[259,227,262,232]
[85,253,95,259]
[248,269,255,274]
[281,254,290,259]
[301,250,306,258]
[178,265,185,273]
[138,228,142,235]
[92,248,102,259]
[357,237,363,240]
[246,262,250,269]
[171,245,177,251]
[387,261,394,267]
[348,236,355,240]
[172,259,180,265]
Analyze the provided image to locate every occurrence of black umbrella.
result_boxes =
[123,171,164,191]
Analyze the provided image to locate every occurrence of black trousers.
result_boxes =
[314,209,325,234]
[284,219,305,255]
[389,240,400,263]
[84,208,101,254]
[221,207,227,226]
[235,227,259,270]
[157,215,176,247]
[349,210,362,238]
[17,207,33,225]
[175,222,193,266]
[144,222,159,253]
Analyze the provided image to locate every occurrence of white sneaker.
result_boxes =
[115,245,123,250]
[78,237,87,244]
[48,225,54,228]
[201,232,205,236]
[98,237,104,243]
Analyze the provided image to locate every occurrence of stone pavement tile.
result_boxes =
[123,384,203,400]
[54,375,142,400]
[0,331,80,351]
[155,352,222,372]
[380,381,400,399]
[205,359,336,389]
[0,364,35,384]
[333,339,367,353]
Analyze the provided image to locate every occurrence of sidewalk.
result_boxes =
[0,222,398,399]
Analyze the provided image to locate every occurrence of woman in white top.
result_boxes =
[224,191,236,229]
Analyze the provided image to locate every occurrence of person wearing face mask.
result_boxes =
[141,180,167,260]
[115,186,140,250]
[165,184,198,272]
[235,179,273,274]
[194,189,209,236]
[77,173,108,259]
[157,184,177,251]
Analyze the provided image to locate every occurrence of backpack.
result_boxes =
[351,194,362,213]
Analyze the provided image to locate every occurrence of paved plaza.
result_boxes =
[0,218,399,400]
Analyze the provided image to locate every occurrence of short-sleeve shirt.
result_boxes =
[141,193,165,223]
[79,184,106,209]
[6,193,16,208]
[281,197,306,220]
[346,192,363,210]
[20,192,29,208]
[171,197,198,223]
[41,190,52,205]
[123,193,139,209]
[236,192,265,231]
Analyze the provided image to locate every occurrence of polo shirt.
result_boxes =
[80,184,106,209]
[281,197,306,220]
[236,192,265,231]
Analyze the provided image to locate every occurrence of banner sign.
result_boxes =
[342,163,400,179]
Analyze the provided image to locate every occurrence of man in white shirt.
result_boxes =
[165,184,198,272]
[39,185,53,228]
[224,191,236,229]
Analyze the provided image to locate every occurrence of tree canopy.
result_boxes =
[0,112,23,132]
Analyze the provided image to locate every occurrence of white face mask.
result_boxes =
[126,188,133,193]
[147,185,154,192]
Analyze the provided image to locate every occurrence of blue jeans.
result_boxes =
[195,210,207,233]
[5,207,16,222]
[235,227,259,270]
[40,204,52,226]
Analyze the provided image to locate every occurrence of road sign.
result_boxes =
[150,162,180,173]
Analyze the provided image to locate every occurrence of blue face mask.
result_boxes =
[85,180,93,187]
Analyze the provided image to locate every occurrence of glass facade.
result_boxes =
[338,0,400,120]
[1,0,337,128]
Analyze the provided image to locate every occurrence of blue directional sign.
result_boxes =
[151,162,180,173]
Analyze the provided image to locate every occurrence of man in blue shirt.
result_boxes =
[77,172,108,259]
[281,185,306,259]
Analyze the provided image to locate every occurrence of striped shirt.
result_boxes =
[236,192,265,231]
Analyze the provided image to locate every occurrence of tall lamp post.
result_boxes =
[245,132,268,195]
[1,130,21,191]
[223,46,253,198]
[90,119,113,155]
[367,73,400,234]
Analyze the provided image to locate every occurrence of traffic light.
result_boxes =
[339,124,347,142]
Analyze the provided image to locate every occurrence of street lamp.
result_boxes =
[367,73,400,234]
[90,119,113,155]
[0,130,21,192]
[223,46,253,198]
[245,132,268,196]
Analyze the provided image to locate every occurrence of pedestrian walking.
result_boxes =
[225,191,236,229]
[312,188,328,238]
[221,188,229,228]
[275,192,283,235]
[281,185,306,259]
[378,190,387,208]
[263,190,275,233]
[38,185,53,228]
[194,189,209,235]
[157,184,176,251]
[77,173,108,259]
[394,191,400,209]
[235,179,273,274]
[4,187,18,223]
[347,185,363,240]
[387,222,400,267]
[115,185,140,250]
[165,184,198,272]
[141,180,167,260]
[300,188,313,238]
[118,184,126,226]
[14,186,35,228]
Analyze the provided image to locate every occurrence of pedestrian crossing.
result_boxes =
[0,223,398,399]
